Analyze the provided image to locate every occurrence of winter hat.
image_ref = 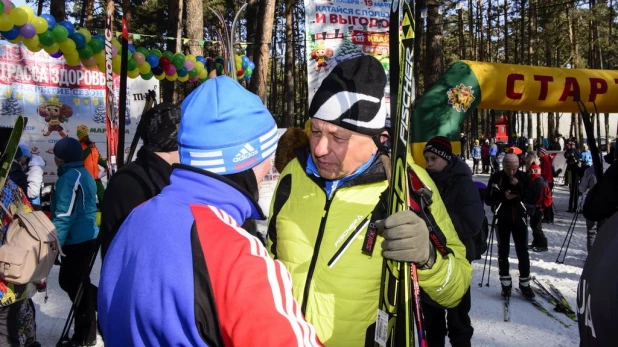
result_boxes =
[140,102,181,153]
[503,153,519,169]
[474,139,479,145]
[53,137,83,163]
[538,147,547,156]
[18,143,31,158]
[179,76,278,175]
[76,125,89,141]
[308,55,387,136]
[529,163,541,179]
[423,136,453,162]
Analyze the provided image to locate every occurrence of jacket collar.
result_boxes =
[58,161,84,176]
[160,164,265,224]
[135,147,173,179]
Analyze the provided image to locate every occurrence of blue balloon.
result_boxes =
[152,66,164,75]
[241,60,249,69]
[177,67,187,77]
[196,56,206,64]
[145,54,159,68]
[92,35,105,44]
[1,27,19,40]
[127,44,135,55]
[40,14,56,29]
[248,61,255,70]
[243,75,251,81]
[69,32,86,49]
[59,21,74,35]
[50,51,63,58]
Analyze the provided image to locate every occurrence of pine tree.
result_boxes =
[337,36,362,60]
[1,94,23,117]
[93,103,106,123]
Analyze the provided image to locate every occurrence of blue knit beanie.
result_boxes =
[18,143,31,158]
[53,137,82,163]
[179,76,278,175]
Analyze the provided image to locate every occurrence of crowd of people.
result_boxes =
[0,55,615,347]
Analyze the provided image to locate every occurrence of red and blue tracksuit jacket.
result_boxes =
[98,165,322,346]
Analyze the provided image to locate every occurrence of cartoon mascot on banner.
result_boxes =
[311,41,334,72]
[37,96,73,137]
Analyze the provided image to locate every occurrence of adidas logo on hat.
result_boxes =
[234,143,258,162]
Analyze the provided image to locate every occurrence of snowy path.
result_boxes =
[31,171,586,346]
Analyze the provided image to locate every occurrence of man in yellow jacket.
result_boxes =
[268,56,472,346]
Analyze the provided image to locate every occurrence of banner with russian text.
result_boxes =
[0,40,158,182]
[304,0,391,116]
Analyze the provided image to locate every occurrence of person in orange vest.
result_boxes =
[76,125,108,204]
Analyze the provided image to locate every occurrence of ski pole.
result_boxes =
[560,195,586,263]
[555,210,577,263]
[479,212,496,287]
[485,203,501,287]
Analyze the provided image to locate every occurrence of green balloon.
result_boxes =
[141,71,153,80]
[244,67,252,76]
[0,3,5,15]
[52,25,69,42]
[88,39,103,54]
[149,49,162,58]
[78,45,93,59]
[198,77,207,84]
[188,68,198,78]
[162,51,174,60]
[127,58,137,71]
[136,47,149,56]
[38,30,55,46]
[172,57,184,70]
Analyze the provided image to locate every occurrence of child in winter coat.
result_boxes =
[18,143,45,208]
[472,140,482,174]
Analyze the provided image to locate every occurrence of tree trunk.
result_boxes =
[162,0,183,103]
[282,0,295,127]
[468,0,475,59]
[249,0,276,102]
[50,0,66,21]
[424,1,443,86]
[244,0,260,59]
[458,6,465,59]
[184,0,203,96]
[605,113,610,152]
[504,0,508,63]
[36,0,43,15]
[123,0,131,29]
[86,0,95,27]
[536,112,542,146]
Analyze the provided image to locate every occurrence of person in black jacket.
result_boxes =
[486,152,536,299]
[564,141,581,212]
[526,161,547,252]
[422,136,484,347]
[99,102,181,259]
[8,147,28,194]
[582,148,617,223]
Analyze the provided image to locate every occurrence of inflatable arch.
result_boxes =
[411,60,618,165]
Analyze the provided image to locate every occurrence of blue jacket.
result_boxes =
[52,161,98,246]
[472,145,482,159]
[489,144,498,156]
[580,150,593,167]
[99,166,320,346]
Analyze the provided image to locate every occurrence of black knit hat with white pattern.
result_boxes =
[308,55,387,136]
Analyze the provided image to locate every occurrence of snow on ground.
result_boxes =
[30,164,587,346]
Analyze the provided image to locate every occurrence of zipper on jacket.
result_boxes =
[327,218,369,268]
[300,196,333,316]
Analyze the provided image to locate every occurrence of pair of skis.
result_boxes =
[511,277,576,329]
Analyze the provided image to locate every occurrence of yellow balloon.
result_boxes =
[28,43,42,52]
[23,35,39,47]
[0,13,14,31]
[97,62,106,72]
[194,61,204,73]
[127,68,139,79]
[8,37,21,44]
[31,16,48,34]
[94,52,105,67]
[64,50,79,61]
[59,39,76,54]
[43,42,59,54]
[111,38,121,50]
[186,54,196,63]
[19,5,35,22]
[198,69,208,79]
[166,73,178,81]
[235,55,242,68]
[78,28,91,43]
[178,74,189,82]
[154,73,165,81]
[9,8,28,27]
[138,63,151,74]
[65,55,81,66]
[112,55,121,71]
[112,62,121,75]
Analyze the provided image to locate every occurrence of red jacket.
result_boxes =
[539,155,554,185]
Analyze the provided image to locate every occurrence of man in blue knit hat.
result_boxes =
[99,76,322,346]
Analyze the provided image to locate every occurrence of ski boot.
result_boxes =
[519,276,535,299]
[500,276,512,298]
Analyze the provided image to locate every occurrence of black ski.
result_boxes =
[531,286,577,322]
[515,289,571,328]
[0,116,25,189]
[545,280,575,315]
[504,296,510,322]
